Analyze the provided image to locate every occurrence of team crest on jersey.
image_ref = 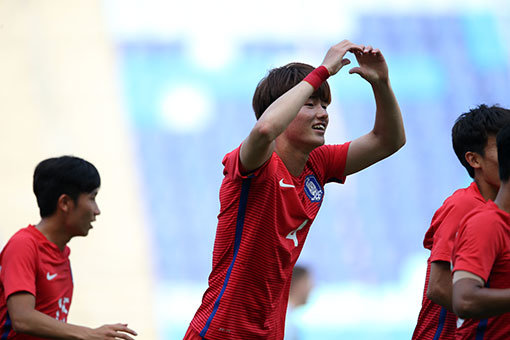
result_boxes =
[304,175,323,202]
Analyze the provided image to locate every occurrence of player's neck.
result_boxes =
[275,139,310,176]
[474,177,499,202]
[494,181,510,214]
[36,218,71,251]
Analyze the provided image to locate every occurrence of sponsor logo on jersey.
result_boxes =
[304,175,323,202]
[279,178,295,188]
[46,272,58,280]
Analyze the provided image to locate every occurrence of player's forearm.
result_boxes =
[427,261,454,312]
[254,81,314,141]
[370,79,406,155]
[453,282,510,319]
[427,285,453,312]
[11,309,91,340]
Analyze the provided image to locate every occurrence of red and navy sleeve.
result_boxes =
[1,235,38,299]
[452,209,503,282]
[309,142,350,184]
[429,196,483,263]
[222,144,274,181]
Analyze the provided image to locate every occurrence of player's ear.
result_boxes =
[465,151,482,170]
[57,194,74,213]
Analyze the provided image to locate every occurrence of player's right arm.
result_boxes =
[7,292,137,340]
[452,271,510,319]
[240,40,363,172]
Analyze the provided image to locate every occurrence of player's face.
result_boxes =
[284,97,329,151]
[480,135,500,189]
[67,188,101,237]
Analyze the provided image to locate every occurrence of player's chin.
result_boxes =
[307,140,325,153]
[82,225,93,236]
[300,135,325,151]
[312,130,325,141]
[312,136,325,147]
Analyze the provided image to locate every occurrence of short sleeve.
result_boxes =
[452,212,503,282]
[1,236,38,299]
[309,142,351,184]
[429,199,481,263]
[222,144,274,181]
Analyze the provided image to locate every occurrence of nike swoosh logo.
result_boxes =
[46,272,57,281]
[279,179,295,188]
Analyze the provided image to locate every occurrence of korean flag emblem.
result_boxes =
[304,175,323,202]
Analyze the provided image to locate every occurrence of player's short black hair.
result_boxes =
[33,156,100,218]
[497,124,510,182]
[252,62,331,120]
[452,104,510,178]
[291,264,310,284]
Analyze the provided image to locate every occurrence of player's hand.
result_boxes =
[320,40,364,76]
[348,46,389,85]
[87,323,137,340]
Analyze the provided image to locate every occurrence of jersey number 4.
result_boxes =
[286,219,309,247]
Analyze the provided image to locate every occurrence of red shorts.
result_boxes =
[183,325,206,340]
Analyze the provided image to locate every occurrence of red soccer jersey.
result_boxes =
[0,225,73,339]
[452,201,510,340]
[413,182,485,340]
[189,142,350,340]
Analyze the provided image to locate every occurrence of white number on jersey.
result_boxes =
[56,297,70,322]
[286,219,309,247]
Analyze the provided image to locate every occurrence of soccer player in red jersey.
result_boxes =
[412,105,510,340]
[184,40,405,340]
[451,123,510,339]
[0,156,137,340]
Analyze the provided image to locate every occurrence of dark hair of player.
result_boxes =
[252,62,332,120]
[291,264,309,283]
[497,123,510,182]
[33,156,101,217]
[452,104,510,178]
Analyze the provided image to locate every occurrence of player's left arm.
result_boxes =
[452,271,510,319]
[427,261,454,312]
[343,46,405,176]
[426,204,470,312]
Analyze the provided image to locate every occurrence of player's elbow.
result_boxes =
[397,133,406,149]
[252,120,277,143]
[388,132,406,154]
[453,296,479,319]
[10,313,32,334]
[377,133,406,159]
[426,284,442,304]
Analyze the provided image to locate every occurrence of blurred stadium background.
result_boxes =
[0,0,509,339]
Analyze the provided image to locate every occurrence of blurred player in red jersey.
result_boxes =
[412,105,510,340]
[184,40,405,340]
[0,156,137,340]
[451,123,510,339]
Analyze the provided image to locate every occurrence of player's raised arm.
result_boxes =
[343,46,406,176]
[7,293,138,340]
[240,40,363,172]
